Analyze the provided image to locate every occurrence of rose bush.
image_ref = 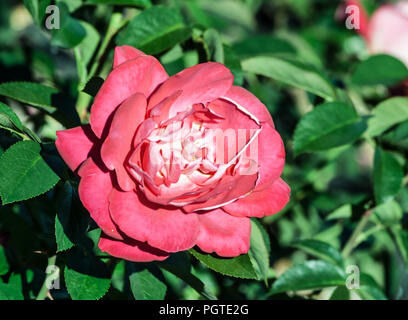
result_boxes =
[348,0,408,67]
[56,45,290,262]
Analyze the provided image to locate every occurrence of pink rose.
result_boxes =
[56,46,290,262]
[347,0,408,67]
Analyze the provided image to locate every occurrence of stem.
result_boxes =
[76,12,127,121]
[36,255,57,301]
[390,228,408,266]
[342,209,373,258]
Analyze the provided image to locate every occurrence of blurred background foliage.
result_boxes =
[0,0,407,300]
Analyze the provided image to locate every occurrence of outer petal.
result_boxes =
[109,189,200,252]
[147,62,234,119]
[223,178,290,218]
[78,158,122,240]
[113,45,145,68]
[101,93,147,191]
[223,86,274,126]
[196,209,251,257]
[90,57,168,138]
[255,123,286,189]
[55,125,98,172]
[98,233,169,262]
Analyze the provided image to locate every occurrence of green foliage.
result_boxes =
[0,0,407,301]
[248,220,271,282]
[373,148,403,205]
[64,250,111,300]
[0,141,60,204]
[117,6,191,55]
[0,247,8,276]
[269,260,346,295]
[0,82,59,113]
[241,56,336,100]
[293,102,366,155]
[0,275,24,300]
[190,248,258,280]
[351,55,408,86]
[0,102,24,132]
[292,239,344,267]
[23,0,51,26]
[85,0,152,6]
[366,97,408,138]
[50,3,86,49]
[129,266,167,300]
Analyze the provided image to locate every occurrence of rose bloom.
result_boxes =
[56,46,290,262]
[347,0,408,67]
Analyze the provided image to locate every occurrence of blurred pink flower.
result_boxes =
[347,0,408,67]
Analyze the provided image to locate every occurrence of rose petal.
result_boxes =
[101,93,147,191]
[56,125,98,172]
[223,86,274,126]
[196,209,251,257]
[78,158,122,240]
[147,62,234,119]
[98,233,169,262]
[113,45,145,68]
[255,123,286,189]
[182,172,258,212]
[223,178,290,218]
[90,57,168,138]
[109,189,200,252]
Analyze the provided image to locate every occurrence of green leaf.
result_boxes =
[351,54,408,86]
[0,246,9,276]
[64,250,111,300]
[203,29,224,63]
[248,220,270,282]
[23,0,51,26]
[74,21,101,89]
[117,6,191,55]
[357,285,387,300]
[55,182,75,252]
[0,82,58,113]
[241,56,336,100]
[269,260,346,295]
[357,273,387,300]
[373,200,403,226]
[224,46,243,86]
[373,148,403,204]
[190,248,258,279]
[326,204,352,220]
[0,141,60,205]
[0,274,24,300]
[232,35,295,58]
[366,97,408,137]
[0,102,24,136]
[293,102,366,155]
[129,267,167,300]
[292,239,344,267]
[330,286,350,300]
[51,3,86,49]
[85,0,151,6]
[57,0,82,12]
[158,252,216,300]
[0,82,79,127]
